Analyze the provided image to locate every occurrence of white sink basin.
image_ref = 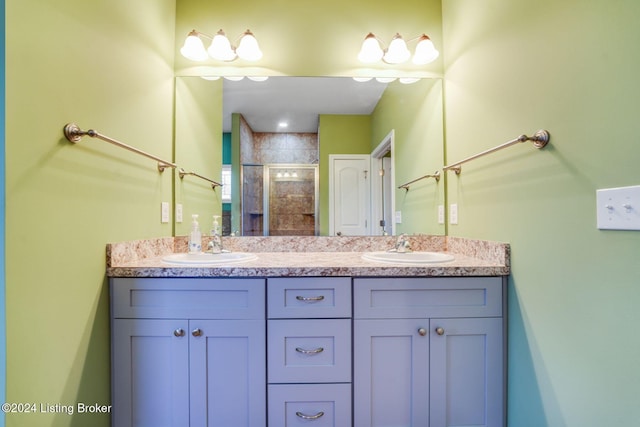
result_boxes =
[162,251,257,265]
[362,251,455,264]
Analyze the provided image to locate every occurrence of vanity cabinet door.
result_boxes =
[353,277,506,427]
[354,319,430,427]
[112,319,190,427]
[429,317,504,427]
[189,319,266,427]
[111,278,267,427]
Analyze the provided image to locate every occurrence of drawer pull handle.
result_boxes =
[173,328,185,337]
[295,347,324,355]
[296,411,325,420]
[435,327,445,336]
[418,328,427,336]
[296,295,325,303]
[192,328,203,337]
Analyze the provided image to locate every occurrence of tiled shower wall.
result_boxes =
[239,115,318,164]
[239,114,319,235]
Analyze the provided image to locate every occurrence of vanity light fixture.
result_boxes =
[180,29,263,62]
[358,32,439,65]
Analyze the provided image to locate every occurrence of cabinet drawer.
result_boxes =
[267,277,352,319]
[354,277,503,319]
[111,278,265,319]
[268,383,351,427]
[268,319,351,383]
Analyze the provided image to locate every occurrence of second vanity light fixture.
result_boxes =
[358,32,439,65]
[181,29,263,62]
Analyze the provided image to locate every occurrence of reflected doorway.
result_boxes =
[371,130,396,236]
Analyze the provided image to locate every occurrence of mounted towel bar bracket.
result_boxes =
[63,123,178,172]
[179,168,222,190]
[443,129,550,175]
[398,171,440,191]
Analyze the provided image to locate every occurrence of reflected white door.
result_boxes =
[329,155,370,236]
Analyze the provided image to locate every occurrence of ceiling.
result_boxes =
[222,76,388,133]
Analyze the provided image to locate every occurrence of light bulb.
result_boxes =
[208,30,237,61]
[247,76,269,81]
[358,33,384,63]
[236,30,263,61]
[353,77,373,82]
[412,35,439,65]
[180,31,208,61]
[383,33,411,64]
[399,77,420,84]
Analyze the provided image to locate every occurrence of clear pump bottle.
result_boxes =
[189,214,202,253]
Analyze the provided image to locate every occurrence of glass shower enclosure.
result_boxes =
[241,164,319,236]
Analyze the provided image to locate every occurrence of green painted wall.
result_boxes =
[174,77,223,236]
[318,115,371,235]
[442,0,640,425]
[5,0,176,425]
[371,79,445,235]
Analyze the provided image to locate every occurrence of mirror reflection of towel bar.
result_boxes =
[179,168,222,189]
[398,171,440,191]
[443,129,550,175]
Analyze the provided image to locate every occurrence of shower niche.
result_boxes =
[242,164,319,236]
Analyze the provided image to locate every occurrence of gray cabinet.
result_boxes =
[110,275,506,427]
[354,277,506,427]
[267,277,352,427]
[110,278,266,427]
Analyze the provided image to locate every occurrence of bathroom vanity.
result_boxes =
[107,236,509,427]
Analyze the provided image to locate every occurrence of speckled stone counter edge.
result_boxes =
[106,235,509,270]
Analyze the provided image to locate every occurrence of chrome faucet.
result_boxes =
[395,233,412,253]
[208,234,223,254]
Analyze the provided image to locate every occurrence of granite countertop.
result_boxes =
[106,235,510,278]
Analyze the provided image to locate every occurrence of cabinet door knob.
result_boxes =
[191,328,203,337]
[435,327,445,336]
[173,328,185,337]
[418,328,427,336]
[296,411,325,420]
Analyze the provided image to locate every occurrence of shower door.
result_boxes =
[241,164,318,236]
[264,164,318,236]
[241,165,265,236]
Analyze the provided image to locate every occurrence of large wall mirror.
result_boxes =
[174,76,445,237]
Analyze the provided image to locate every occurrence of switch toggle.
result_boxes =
[596,185,640,230]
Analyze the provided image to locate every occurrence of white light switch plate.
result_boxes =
[176,203,183,223]
[596,185,640,230]
[161,202,170,223]
[450,204,458,225]
[395,211,402,224]
[438,205,445,224]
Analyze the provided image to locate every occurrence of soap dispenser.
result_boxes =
[189,214,202,253]
[210,215,221,237]
[209,215,222,254]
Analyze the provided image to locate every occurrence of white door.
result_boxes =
[329,155,370,236]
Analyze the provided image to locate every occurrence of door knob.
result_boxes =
[435,327,445,336]
[173,328,185,337]
[418,328,427,336]
[192,328,203,337]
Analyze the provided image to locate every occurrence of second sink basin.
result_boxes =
[162,251,257,265]
[362,250,455,264]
